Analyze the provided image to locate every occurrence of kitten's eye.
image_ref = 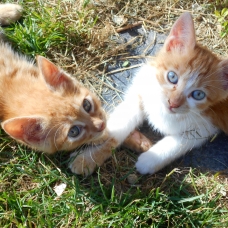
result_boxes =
[83,99,92,112]
[167,71,178,84]
[191,90,206,100]
[68,126,81,138]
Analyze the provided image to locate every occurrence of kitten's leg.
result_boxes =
[69,138,118,176]
[123,130,153,153]
[136,132,217,174]
[70,90,145,175]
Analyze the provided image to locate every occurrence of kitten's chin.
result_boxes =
[165,106,177,114]
[168,108,176,114]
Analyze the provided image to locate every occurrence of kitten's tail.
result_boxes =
[0,3,22,26]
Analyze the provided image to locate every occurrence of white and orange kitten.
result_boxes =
[70,12,228,175]
[0,4,108,153]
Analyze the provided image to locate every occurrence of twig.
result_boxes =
[71,52,78,68]
[62,63,76,68]
[101,81,124,94]
[85,37,138,67]
[118,56,155,61]
[138,17,158,27]
[142,32,157,56]
[105,80,123,102]
[88,72,124,94]
[106,63,143,75]
[138,17,166,33]
[84,78,108,104]
[116,21,143,33]
[88,58,113,70]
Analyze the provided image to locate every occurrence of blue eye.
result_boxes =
[167,71,178,84]
[191,90,206,100]
[68,126,81,138]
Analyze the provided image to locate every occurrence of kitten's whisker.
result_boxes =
[190,110,211,136]
[188,114,201,147]
[88,147,96,164]
[53,124,64,151]
[43,122,63,150]
[189,113,202,137]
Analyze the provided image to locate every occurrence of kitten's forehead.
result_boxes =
[183,70,200,90]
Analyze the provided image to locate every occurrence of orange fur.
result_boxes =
[0,44,108,153]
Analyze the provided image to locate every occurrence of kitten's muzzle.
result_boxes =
[96,121,105,132]
[168,99,180,109]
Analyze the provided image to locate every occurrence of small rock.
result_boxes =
[127,174,138,184]
[112,15,127,26]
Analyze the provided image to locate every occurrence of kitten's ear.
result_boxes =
[37,56,74,90]
[219,59,228,90]
[1,117,49,150]
[164,12,196,52]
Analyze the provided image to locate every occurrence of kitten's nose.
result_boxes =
[168,99,180,109]
[95,121,105,132]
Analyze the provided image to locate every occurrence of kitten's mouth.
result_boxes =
[91,129,109,145]
[167,106,176,113]
[167,106,188,115]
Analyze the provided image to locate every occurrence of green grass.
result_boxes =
[1,145,228,227]
[3,0,97,57]
[1,0,228,227]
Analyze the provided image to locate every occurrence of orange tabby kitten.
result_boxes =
[0,4,150,157]
[0,46,108,153]
[70,12,228,175]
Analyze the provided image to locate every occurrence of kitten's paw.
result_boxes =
[69,138,118,176]
[69,152,97,176]
[136,151,162,175]
[123,130,153,153]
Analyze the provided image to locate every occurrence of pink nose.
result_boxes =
[168,99,180,109]
[96,121,105,132]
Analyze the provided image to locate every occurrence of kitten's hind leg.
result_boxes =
[123,130,153,153]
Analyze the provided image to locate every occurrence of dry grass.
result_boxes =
[12,0,227,91]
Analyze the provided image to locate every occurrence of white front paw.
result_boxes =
[136,151,163,175]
